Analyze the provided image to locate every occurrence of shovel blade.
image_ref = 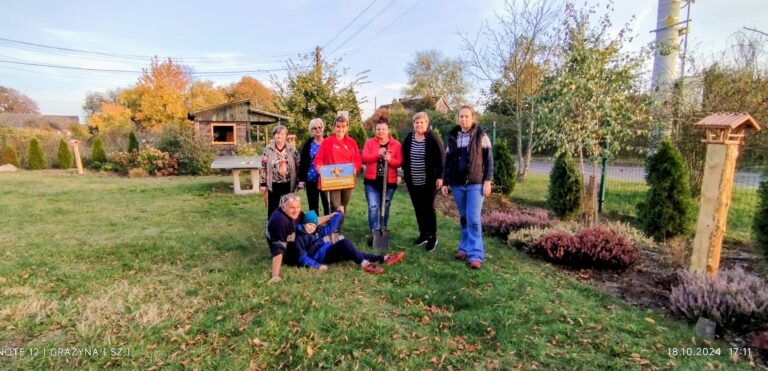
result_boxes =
[372,229,390,250]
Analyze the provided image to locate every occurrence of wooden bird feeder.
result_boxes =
[690,113,761,276]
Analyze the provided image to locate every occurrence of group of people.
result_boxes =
[262,105,494,282]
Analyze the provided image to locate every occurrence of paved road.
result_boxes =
[524,160,763,188]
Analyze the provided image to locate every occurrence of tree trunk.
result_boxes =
[515,117,524,177]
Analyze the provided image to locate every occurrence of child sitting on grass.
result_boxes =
[289,208,405,274]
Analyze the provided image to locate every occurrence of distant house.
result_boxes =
[0,113,79,135]
[188,99,289,155]
[378,96,451,114]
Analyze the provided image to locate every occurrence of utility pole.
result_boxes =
[314,46,322,75]
[649,0,685,148]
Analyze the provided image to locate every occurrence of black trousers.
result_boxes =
[321,239,383,265]
[267,182,292,218]
[305,180,330,215]
[407,183,438,238]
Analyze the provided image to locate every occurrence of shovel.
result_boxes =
[372,158,390,250]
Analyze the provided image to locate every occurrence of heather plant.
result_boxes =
[602,221,659,254]
[55,139,73,169]
[575,226,639,269]
[529,226,638,270]
[90,137,107,168]
[670,266,768,333]
[547,152,582,219]
[637,139,694,240]
[128,131,140,153]
[507,222,581,252]
[754,167,768,255]
[493,138,516,195]
[27,138,46,170]
[482,209,550,238]
[1,143,20,167]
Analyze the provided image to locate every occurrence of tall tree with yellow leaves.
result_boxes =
[185,80,227,113]
[224,76,276,111]
[134,58,191,132]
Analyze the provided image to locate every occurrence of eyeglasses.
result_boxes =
[311,127,323,131]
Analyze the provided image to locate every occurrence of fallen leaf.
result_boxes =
[644,317,656,324]
[250,338,267,348]
[306,345,314,356]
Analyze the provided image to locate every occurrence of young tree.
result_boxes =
[128,131,139,153]
[548,152,582,219]
[493,138,517,195]
[271,52,365,142]
[535,3,649,225]
[637,139,693,240]
[55,139,73,169]
[1,143,20,167]
[0,86,40,114]
[754,167,768,254]
[27,138,46,169]
[461,0,560,178]
[402,49,468,109]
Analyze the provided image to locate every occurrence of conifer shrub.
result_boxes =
[27,138,46,169]
[547,152,582,219]
[1,144,20,167]
[670,267,768,333]
[348,124,367,149]
[128,131,140,153]
[90,137,107,168]
[636,139,693,240]
[754,167,768,255]
[493,138,516,195]
[55,139,73,169]
[482,209,550,238]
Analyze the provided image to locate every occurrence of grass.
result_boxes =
[512,174,759,244]
[0,170,756,369]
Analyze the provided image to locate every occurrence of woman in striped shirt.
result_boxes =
[401,111,445,252]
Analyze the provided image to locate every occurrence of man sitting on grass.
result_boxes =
[291,209,405,275]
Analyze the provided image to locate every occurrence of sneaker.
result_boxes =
[469,260,483,269]
[362,262,384,274]
[425,237,438,252]
[454,251,467,261]
[413,235,428,246]
[384,251,405,266]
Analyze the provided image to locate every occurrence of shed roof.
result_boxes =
[188,99,288,125]
[694,113,761,131]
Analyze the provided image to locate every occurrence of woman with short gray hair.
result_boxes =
[298,118,330,215]
[260,124,299,218]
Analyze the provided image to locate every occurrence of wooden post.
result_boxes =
[690,143,738,276]
[70,140,84,175]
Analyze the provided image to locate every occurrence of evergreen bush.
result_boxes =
[128,131,140,153]
[492,138,516,195]
[27,138,46,169]
[637,139,693,240]
[547,152,582,219]
[157,125,215,175]
[55,139,73,169]
[90,137,107,167]
[754,167,768,255]
[1,144,20,167]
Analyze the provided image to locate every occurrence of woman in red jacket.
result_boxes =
[314,115,362,232]
[361,117,402,245]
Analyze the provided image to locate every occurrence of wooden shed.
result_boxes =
[188,99,289,155]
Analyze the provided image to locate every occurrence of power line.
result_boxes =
[328,0,398,57]
[323,0,378,50]
[345,0,424,57]
[0,59,291,75]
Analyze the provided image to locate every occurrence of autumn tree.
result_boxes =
[462,0,560,178]
[403,49,468,109]
[535,3,649,225]
[224,76,276,111]
[0,86,40,114]
[272,52,365,142]
[134,58,192,132]
[185,80,227,113]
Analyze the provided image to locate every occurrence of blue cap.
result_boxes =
[303,210,319,225]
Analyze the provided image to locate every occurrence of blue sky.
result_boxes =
[0,0,765,120]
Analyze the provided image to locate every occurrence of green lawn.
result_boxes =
[512,174,758,244]
[0,171,753,369]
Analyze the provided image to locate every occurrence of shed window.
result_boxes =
[212,124,236,144]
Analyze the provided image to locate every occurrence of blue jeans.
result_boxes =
[452,183,485,262]
[364,184,396,231]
